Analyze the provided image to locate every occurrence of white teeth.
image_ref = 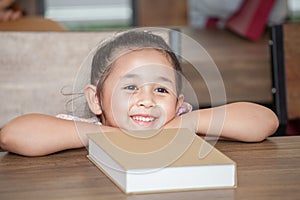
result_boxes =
[132,116,154,122]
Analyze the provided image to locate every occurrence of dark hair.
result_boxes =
[91,30,183,97]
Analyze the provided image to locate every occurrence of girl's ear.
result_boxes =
[84,85,102,115]
[176,94,184,112]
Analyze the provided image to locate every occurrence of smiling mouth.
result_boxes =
[131,115,156,126]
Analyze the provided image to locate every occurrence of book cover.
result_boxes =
[87,128,237,194]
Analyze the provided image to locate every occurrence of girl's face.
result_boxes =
[99,49,183,130]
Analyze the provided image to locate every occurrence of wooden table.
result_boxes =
[1,136,299,200]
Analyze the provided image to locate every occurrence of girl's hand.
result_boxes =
[0,0,22,21]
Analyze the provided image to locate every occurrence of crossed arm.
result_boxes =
[0,102,279,156]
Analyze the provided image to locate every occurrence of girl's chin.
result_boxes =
[117,122,163,131]
[131,118,166,130]
[106,118,165,131]
[122,125,161,131]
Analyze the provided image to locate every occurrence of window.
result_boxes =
[44,0,132,31]
[288,0,300,21]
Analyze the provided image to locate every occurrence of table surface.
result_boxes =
[1,136,300,200]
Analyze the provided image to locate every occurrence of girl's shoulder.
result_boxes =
[177,102,193,116]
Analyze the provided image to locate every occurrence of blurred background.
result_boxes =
[1,0,299,30]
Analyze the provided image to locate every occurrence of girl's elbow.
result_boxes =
[264,108,279,135]
[0,129,40,156]
[0,120,40,157]
[251,112,279,142]
[0,129,7,150]
[0,125,15,152]
[266,112,279,138]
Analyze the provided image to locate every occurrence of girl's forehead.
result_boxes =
[112,49,174,74]
[121,64,176,80]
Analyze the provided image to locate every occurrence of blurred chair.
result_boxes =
[270,22,300,136]
[0,16,66,31]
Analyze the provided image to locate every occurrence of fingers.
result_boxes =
[0,0,22,21]
[0,0,15,10]
[0,9,21,21]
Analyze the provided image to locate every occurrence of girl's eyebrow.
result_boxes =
[121,73,175,85]
[156,76,174,85]
[121,73,139,80]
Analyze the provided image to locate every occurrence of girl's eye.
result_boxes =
[155,88,168,93]
[124,85,138,91]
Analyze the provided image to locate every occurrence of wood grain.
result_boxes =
[1,136,299,200]
[135,0,188,26]
[284,23,300,119]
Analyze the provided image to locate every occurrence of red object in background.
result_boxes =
[206,18,219,29]
[226,0,276,41]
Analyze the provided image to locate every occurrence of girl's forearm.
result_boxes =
[198,102,279,141]
[0,114,84,156]
[171,102,279,142]
[0,114,117,156]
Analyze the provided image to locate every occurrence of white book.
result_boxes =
[87,128,237,194]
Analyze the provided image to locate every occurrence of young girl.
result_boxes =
[0,30,279,156]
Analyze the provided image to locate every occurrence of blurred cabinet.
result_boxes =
[132,0,188,26]
[16,0,44,16]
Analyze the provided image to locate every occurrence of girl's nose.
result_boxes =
[135,87,155,108]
